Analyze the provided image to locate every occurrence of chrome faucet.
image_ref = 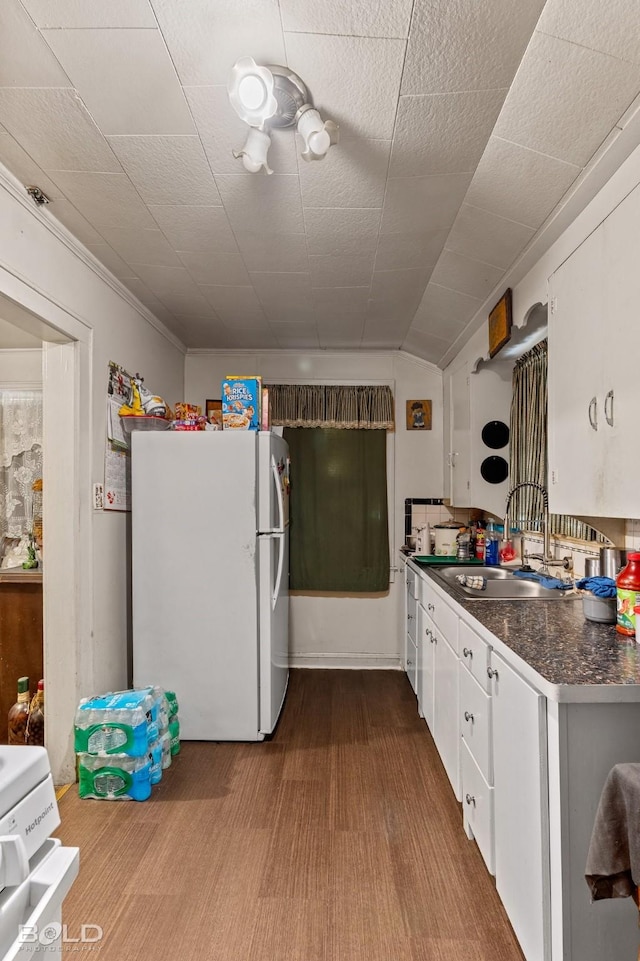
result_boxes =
[503,482,553,577]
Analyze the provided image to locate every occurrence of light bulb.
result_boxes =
[232,127,273,175]
[296,107,338,162]
[228,57,277,127]
[238,75,267,111]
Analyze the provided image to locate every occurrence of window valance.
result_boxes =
[268,384,394,430]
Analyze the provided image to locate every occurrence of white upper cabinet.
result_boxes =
[548,181,640,517]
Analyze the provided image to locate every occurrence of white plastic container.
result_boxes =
[434,524,458,556]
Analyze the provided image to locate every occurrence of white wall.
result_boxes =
[0,348,42,383]
[0,167,185,780]
[186,349,443,666]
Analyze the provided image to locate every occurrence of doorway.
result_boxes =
[0,281,90,784]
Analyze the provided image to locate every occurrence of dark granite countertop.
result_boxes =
[407,559,640,701]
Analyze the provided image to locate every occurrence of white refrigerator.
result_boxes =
[131,430,290,740]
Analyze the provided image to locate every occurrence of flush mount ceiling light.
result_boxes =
[228,57,338,175]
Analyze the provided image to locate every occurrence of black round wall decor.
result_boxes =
[480,455,509,484]
[481,420,510,449]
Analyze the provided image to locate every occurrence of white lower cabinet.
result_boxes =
[491,651,550,961]
[433,630,460,801]
[405,564,418,694]
[417,601,435,729]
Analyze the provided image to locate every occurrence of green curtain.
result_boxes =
[284,428,390,592]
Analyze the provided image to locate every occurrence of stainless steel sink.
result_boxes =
[429,565,578,601]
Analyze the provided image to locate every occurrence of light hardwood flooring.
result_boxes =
[56,670,525,960]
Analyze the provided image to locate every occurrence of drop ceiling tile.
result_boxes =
[234,231,309,272]
[465,137,581,229]
[47,171,156,228]
[129,262,211,307]
[362,317,412,347]
[250,271,312,308]
[198,285,270,328]
[176,251,251,286]
[374,229,449,270]
[299,138,391,209]
[537,0,640,67]
[185,86,299,177]
[21,0,157,27]
[262,305,317,325]
[170,315,229,347]
[366,299,416,325]
[86,243,140,280]
[309,254,375,288]
[280,0,412,38]
[0,133,64,200]
[370,267,432,305]
[446,204,536,270]
[313,287,369,311]
[317,319,365,348]
[402,326,450,365]
[493,31,640,167]
[216,175,305,233]
[401,0,546,95]
[222,329,279,349]
[148,205,238,253]
[381,174,472,234]
[122,278,181,326]
[107,136,220,205]
[42,29,194,135]
[429,250,503,301]
[412,283,482,338]
[96,226,182,268]
[0,89,120,172]
[150,0,286,85]
[0,1,71,86]
[284,33,406,140]
[304,207,382,256]
[50,199,106,246]
[390,90,507,178]
[271,325,320,349]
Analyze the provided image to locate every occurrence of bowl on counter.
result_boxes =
[582,593,617,624]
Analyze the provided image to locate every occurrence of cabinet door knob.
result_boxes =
[462,647,472,658]
[465,793,476,807]
[427,603,434,612]
[588,396,598,431]
[487,666,499,680]
[408,613,413,620]
[464,711,474,723]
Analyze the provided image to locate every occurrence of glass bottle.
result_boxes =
[26,679,45,746]
[8,677,30,745]
[616,553,640,636]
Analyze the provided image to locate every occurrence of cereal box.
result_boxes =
[222,376,262,431]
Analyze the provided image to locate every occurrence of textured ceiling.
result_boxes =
[1,0,640,365]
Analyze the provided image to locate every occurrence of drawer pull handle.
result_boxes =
[464,711,474,723]
[487,666,499,680]
[465,793,476,807]
[462,647,472,658]
[427,603,434,612]
[408,613,414,620]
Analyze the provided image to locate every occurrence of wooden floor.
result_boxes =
[56,670,525,960]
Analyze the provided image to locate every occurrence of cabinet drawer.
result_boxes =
[406,566,417,599]
[459,664,492,783]
[420,584,458,652]
[459,619,491,693]
[406,636,417,695]
[461,738,495,876]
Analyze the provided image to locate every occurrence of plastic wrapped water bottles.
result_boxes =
[74,687,159,756]
[77,754,152,801]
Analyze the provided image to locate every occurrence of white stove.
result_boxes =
[0,747,79,959]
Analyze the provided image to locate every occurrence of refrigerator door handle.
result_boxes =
[272,532,285,609]
[271,455,285,534]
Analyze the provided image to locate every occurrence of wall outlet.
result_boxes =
[93,483,104,510]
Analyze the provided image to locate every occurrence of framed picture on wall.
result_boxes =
[205,398,223,429]
[406,399,432,430]
[488,288,513,358]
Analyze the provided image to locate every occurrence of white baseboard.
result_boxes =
[289,652,402,670]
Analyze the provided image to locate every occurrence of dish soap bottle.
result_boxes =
[26,679,45,746]
[616,553,640,636]
[8,676,30,745]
